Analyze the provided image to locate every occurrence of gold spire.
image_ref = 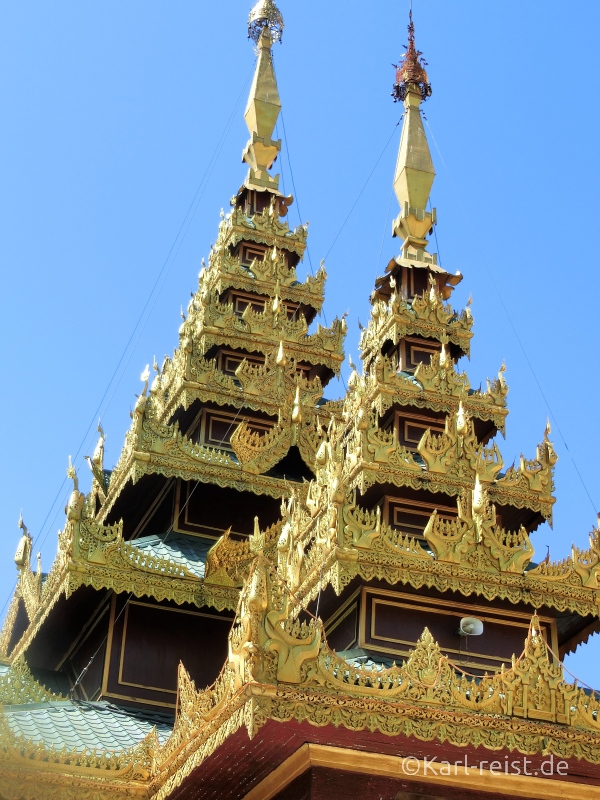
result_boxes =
[243,1,284,192]
[391,11,436,264]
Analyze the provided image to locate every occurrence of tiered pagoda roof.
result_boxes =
[1,5,600,800]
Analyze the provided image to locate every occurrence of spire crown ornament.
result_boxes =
[248,0,284,45]
[392,9,431,103]
[391,9,436,263]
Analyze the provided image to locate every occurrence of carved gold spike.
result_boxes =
[242,25,282,191]
[276,340,286,366]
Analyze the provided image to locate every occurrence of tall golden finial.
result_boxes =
[391,10,436,264]
[243,0,284,192]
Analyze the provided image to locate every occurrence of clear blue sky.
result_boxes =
[1,1,599,685]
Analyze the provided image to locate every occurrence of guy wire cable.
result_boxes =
[425,117,598,516]
[24,63,257,567]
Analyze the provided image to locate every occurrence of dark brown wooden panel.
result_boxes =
[216,347,265,376]
[324,591,359,653]
[361,588,558,675]
[174,480,282,539]
[402,336,442,372]
[378,494,457,541]
[104,597,233,709]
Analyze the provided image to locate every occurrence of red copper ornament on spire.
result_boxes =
[392,10,432,102]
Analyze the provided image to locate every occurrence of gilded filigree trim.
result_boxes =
[0,659,64,706]
[149,576,600,800]
[217,204,308,258]
[0,595,19,661]
[0,714,158,781]
[360,290,473,362]
[66,568,239,613]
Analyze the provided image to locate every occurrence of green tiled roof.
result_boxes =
[5,701,172,752]
[132,532,213,578]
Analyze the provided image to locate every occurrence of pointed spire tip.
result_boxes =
[392,8,432,103]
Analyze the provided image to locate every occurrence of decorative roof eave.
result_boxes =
[153,381,342,428]
[4,576,70,664]
[5,512,242,663]
[4,519,73,662]
[151,678,600,800]
[282,495,598,619]
[340,535,600,619]
[360,353,509,433]
[0,658,64,705]
[66,563,240,614]
[384,255,462,284]
[100,398,293,519]
[340,405,556,524]
[360,295,473,362]
[64,512,242,611]
[344,461,555,522]
[370,383,508,434]
[99,361,336,522]
[0,765,150,800]
[101,450,293,522]
[149,564,600,798]
[199,330,344,374]
[0,595,21,662]
[0,716,156,796]
[205,222,327,304]
[293,541,600,621]
[151,345,337,426]
[208,269,325,311]
[192,300,345,371]
[217,205,308,259]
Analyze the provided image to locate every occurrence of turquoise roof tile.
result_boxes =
[131,532,212,578]
[5,701,172,752]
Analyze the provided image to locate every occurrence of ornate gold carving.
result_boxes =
[149,597,600,800]
[228,557,322,687]
[218,203,308,258]
[6,12,598,800]
[195,295,344,373]
[66,506,240,611]
[424,475,534,573]
[0,659,63,705]
[85,423,108,506]
[0,595,19,661]
[528,524,600,589]
[207,220,325,301]
[497,422,557,499]
[0,713,158,782]
[209,515,283,591]
[231,418,293,475]
[360,288,473,363]
[341,398,555,523]
[279,471,600,619]
[0,772,148,800]
[12,516,43,623]
[417,403,503,482]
